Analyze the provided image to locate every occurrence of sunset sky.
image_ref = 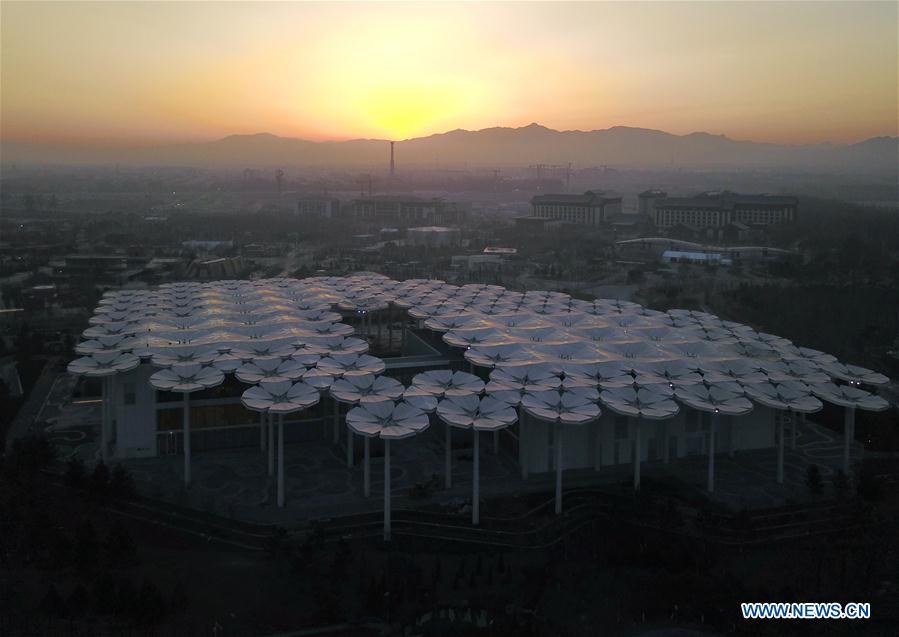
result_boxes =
[2,1,897,146]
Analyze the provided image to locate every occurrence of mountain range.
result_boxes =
[2,124,896,173]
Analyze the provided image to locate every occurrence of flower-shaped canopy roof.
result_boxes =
[700,359,768,384]
[241,380,320,414]
[635,360,704,387]
[810,382,889,411]
[520,389,601,425]
[819,362,889,386]
[299,336,369,356]
[562,361,635,389]
[330,374,404,405]
[346,401,430,440]
[436,395,518,431]
[464,343,532,369]
[67,352,140,377]
[759,360,831,385]
[149,363,225,394]
[406,370,485,399]
[317,353,386,378]
[301,367,335,392]
[599,386,680,420]
[150,345,218,368]
[487,364,561,394]
[674,382,753,415]
[75,335,145,356]
[743,380,823,413]
[235,358,307,384]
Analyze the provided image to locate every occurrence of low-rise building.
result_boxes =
[653,192,798,232]
[297,196,340,219]
[530,190,623,226]
[352,195,468,226]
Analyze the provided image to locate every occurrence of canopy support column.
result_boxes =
[347,428,354,468]
[445,422,452,489]
[776,413,785,484]
[555,428,564,515]
[363,436,371,498]
[633,418,641,491]
[663,420,670,464]
[267,413,274,477]
[791,412,797,449]
[384,439,391,542]
[493,430,499,455]
[519,408,529,481]
[100,376,109,464]
[260,411,266,451]
[843,407,854,474]
[277,414,284,508]
[707,414,717,493]
[473,430,480,526]
[333,400,340,444]
[593,420,601,472]
[183,393,191,486]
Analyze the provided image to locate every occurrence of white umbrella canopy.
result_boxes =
[150,345,219,368]
[75,334,145,356]
[561,361,635,390]
[487,364,562,394]
[810,382,890,411]
[820,362,889,386]
[149,363,225,393]
[299,336,369,356]
[674,382,753,416]
[83,321,142,339]
[600,386,680,420]
[780,346,838,366]
[436,395,518,431]
[241,380,320,414]
[301,367,335,392]
[760,360,831,385]
[330,374,404,405]
[407,370,485,399]
[635,360,704,387]
[346,401,430,440]
[521,389,601,425]
[317,353,386,378]
[235,358,307,384]
[700,359,768,384]
[68,351,141,377]
[443,327,509,349]
[743,380,823,413]
[464,343,532,369]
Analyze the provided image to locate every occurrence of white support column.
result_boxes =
[776,414,784,484]
[444,422,452,489]
[728,416,735,458]
[384,439,391,542]
[791,411,797,450]
[347,427,354,467]
[472,430,480,526]
[520,408,529,480]
[707,414,717,493]
[260,411,266,451]
[183,393,191,486]
[267,413,274,477]
[108,376,117,456]
[663,420,670,464]
[633,418,641,491]
[493,430,499,455]
[554,427,564,515]
[843,407,854,474]
[333,400,340,444]
[277,414,285,508]
[363,436,371,498]
[593,419,601,472]
[100,376,109,463]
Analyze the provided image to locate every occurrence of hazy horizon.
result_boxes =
[2,1,897,149]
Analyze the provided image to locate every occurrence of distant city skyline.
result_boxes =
[2,1,897,147]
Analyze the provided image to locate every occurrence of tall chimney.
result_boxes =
[389,141,395,178]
